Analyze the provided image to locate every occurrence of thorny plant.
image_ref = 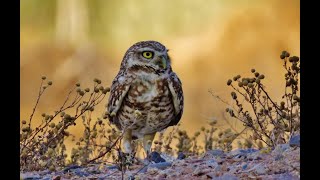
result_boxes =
[210,50,300,148]
[20,77,113,171]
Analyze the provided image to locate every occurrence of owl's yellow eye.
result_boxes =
[142,51,154,59]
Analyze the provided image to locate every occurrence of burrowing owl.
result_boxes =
[107,40,184,157]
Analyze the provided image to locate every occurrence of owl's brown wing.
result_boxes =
[106,71,131,128]
[167,72,184,126]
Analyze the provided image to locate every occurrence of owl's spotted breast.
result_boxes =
[117,77,175,137]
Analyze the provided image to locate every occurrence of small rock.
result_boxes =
[40,178,50,180]
[213,173,239,180]
[177,152,186,160]
[275,154,284,161]
[275,173,300,180]
[149,152,166,163]
[106,165,118,170]
[242,164,248,170]
[52,175,61,180]
[73,169,91,177]
[63,165,81,172]
[207,149,224,156]
[149,162,172,170]
[276,144,290,152]
[255,165,266,175]
[289,135,300,147]
[21,173,41,180]
[205,159,218,168]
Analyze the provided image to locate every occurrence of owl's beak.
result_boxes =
[154,56,167,69]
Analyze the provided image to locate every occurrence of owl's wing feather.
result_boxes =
[167,72,184,126]
[107,71,131,127]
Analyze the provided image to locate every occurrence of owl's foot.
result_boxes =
[116,151,136,171]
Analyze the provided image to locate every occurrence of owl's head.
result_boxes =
[120,41,171,73]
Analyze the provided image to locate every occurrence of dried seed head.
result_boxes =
[233,76,239,81]
[49,166,55,172]
[201,127,205,131]
[79,91,85,96]
[21,120,26,124]
[249,78,255,83]
[94,87,99,93]
[281,101,285,106]
[92,131,97,138]
[41,76,47,80]
[102,87,110,94]
[293,95,299,101]
[84,88,90,92]
[99,86,104,91]
[76,83,80,87]
[47,81,53,86]
[251,69,256,73]
[285,52,290,57]
[258,74,265,79]
[76,88,81,92]
[248,83,254,88]
[227,79,232,86]
[238,82,243,87]
[281,50,287,55]
[280,54,285,59]
[243,80,249,86]
[231,92,237,99]
[64,114,71,119]
[255,79,260,84]
[50,123,55,128]
[254,72,260,77]
[289,56,299,62]
[22,127,31,132]
[286,80,291,87]
[236,75,241,79]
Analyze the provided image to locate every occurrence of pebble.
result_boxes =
[289,135,300,147]
[149,151,166,163]
[213,173,239,180]
[207,149,224,156]
[255,164,266,175]
[177,152,186,160]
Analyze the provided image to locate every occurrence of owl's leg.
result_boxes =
[123,129,133,153]
[122,129,135,167]
[142,133,156,157]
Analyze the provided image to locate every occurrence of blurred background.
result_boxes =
[20,0,299,152]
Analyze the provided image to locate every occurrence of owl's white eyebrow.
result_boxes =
[138,47,154,52]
